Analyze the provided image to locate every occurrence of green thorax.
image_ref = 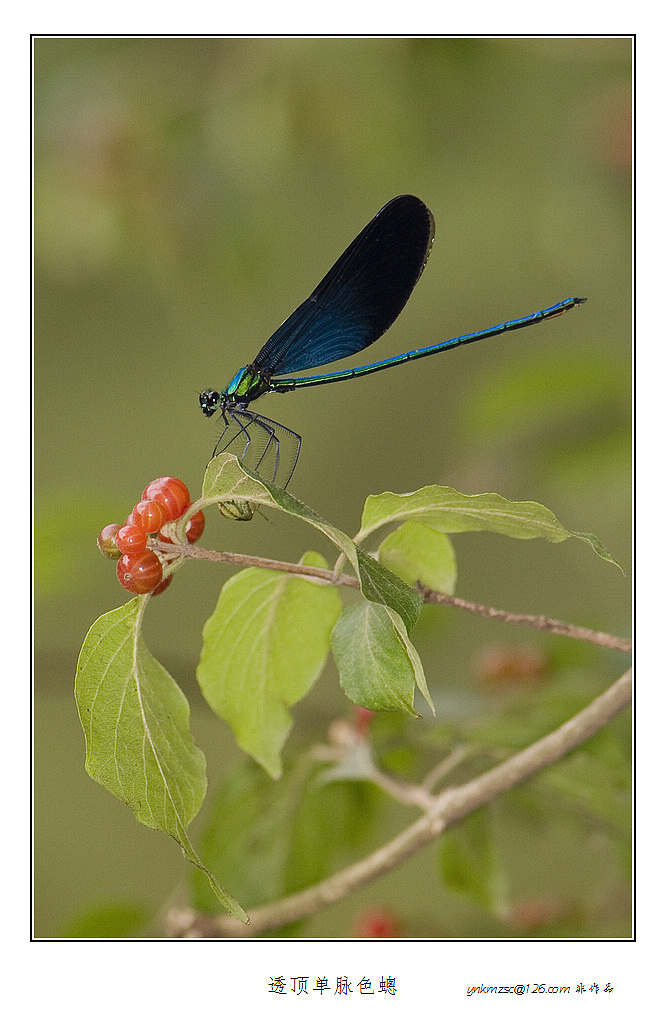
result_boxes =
[225,364,271,405]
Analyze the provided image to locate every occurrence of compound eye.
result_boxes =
[199,390,220,418]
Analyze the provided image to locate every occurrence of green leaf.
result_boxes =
[286,773,379,895]
[377,520,457,593]
[439,806,507,914]
[201,453,422,627]
[197,552,342,778]
[192,760,308,913]
[330,601,434,716]
[354,545,422,631]
[358,486,622,570]
[74,599,247,922]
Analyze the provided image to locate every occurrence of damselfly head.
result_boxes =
[200,390,221,418]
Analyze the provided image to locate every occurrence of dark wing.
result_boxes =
[251,195,435,377]
[213,409,301,490]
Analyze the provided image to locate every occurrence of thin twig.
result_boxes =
[421,745,472,793]
[311,739,436,811]
[152,541,632,652]
[166,669,632,938]
[416,585,633,653]
[152,540,360,586]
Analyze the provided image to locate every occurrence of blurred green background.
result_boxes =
[34,37,632,938]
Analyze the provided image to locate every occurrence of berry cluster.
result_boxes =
[97,476,205,595]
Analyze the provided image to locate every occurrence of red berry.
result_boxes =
[116,550,163,594]
[157,507,205,545]
[131,499,167,533]
[97,523,122,560]
[150,575,173,597]
[142,477,190,522]
[185,510,205,543]
[116,524,148,555]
